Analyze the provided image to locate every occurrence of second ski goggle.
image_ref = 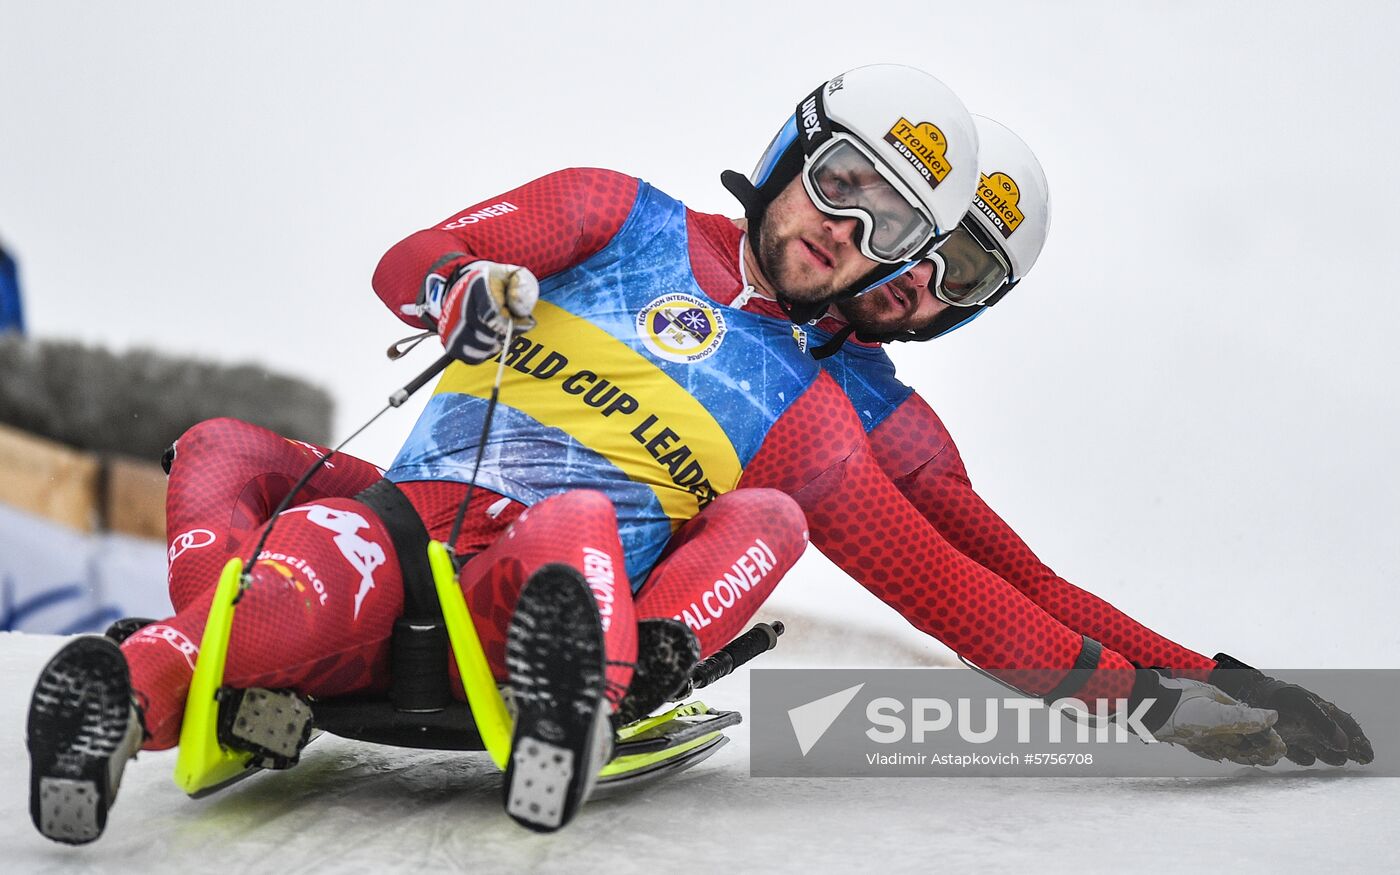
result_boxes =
[929,219,1012,307]
[801,135,941,264]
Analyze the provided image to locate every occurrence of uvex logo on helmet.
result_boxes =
[800,95,824,140]
[975,172,1025,238]
[883,118,952,191]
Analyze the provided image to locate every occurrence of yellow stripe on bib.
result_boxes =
[434,300,742,529]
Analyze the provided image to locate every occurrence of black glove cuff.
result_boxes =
[1211,652,1255,672]
[1130,669,1182,733]
[1215,652,1271,700]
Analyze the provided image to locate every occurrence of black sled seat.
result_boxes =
[309,481,775,758]
[306,479,489,751]
[309,697,485,751]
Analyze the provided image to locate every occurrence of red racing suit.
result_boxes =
[370,168,1144,703]
[797,314,1217,676]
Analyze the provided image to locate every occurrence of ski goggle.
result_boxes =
[929,219,1012,307]
[801,134,940,264]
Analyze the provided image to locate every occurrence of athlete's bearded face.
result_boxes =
[837,260,949,334]
[754,177,880,305]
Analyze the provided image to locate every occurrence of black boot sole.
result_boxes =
[28,636,136,845]
[503,563,609,833]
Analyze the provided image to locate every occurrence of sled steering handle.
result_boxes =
[390,354,453,408]
[690,621,784,690]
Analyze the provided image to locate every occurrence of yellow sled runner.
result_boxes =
[173,543,751,799]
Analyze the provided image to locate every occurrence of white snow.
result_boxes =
[3,624,1394,871]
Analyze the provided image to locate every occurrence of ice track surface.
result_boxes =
[3,614,1395,872]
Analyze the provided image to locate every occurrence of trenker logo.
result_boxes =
[975,171,1025,238]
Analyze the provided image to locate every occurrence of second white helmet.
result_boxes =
[911,115,1052,341]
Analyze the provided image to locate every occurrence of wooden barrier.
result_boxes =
[0,422,100,532]
[104,455,167,541]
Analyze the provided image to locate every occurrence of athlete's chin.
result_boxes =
[849,316,900,335]
[772,262,840,305]
[838,297,898,331]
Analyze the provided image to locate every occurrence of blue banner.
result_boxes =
[0,242,23,334]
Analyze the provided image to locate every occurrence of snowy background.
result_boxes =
[2,0,1398,868]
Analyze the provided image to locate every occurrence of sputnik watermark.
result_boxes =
[752,668,1399,778]
[862,696,1155,746]
[786,687,1154,761]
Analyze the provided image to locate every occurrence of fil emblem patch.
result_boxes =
[635,293,728,364]
[792,325,808,353]
[883,118,952,190]
[975,171,1025,238]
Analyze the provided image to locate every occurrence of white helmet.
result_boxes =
[901,115,1052,341]
[722,64,980,322]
